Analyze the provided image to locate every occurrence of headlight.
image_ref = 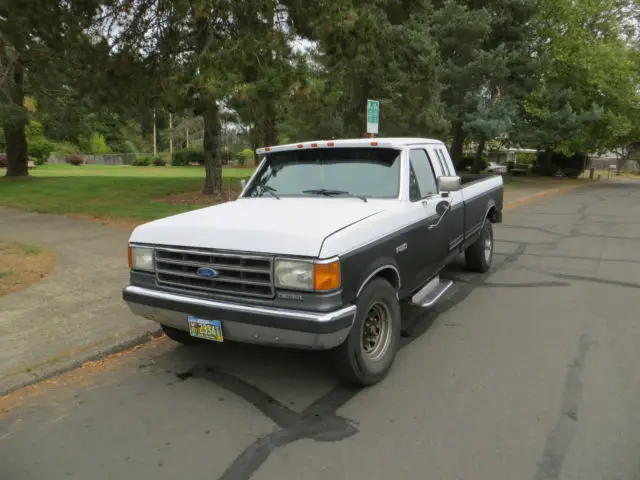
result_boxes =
[275,260,314,291]
[274,258,341,292]
[128,246,155,272]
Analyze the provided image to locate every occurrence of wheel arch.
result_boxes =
[485,199,498,223]
[356,264,401,298]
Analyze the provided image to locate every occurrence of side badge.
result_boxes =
[396,243,408,254]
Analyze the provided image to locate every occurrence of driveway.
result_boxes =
[3,181,640,480]
[0,208,159,395]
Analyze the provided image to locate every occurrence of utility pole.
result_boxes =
[169,113,173,154]
[153,108,157,155]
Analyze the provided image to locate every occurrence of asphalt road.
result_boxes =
[2,180,640,480]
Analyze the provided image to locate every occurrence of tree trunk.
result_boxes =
[250,127,261,166]
[4,62,28,177]
[472,137,486,174]
[201,103,223,196]
[263,105,278,148]
[450,121,465,167]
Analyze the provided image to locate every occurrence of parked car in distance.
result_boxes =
[123,138,504,386]
[487,161,508,174]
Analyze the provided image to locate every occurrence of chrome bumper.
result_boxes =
[123,285,356,350]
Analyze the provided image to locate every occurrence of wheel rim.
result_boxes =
[484,228,493,264]
[362,301,392,362]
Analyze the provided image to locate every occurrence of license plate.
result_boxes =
[187,316,224,343]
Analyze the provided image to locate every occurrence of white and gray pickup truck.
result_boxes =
[123,138,503,385]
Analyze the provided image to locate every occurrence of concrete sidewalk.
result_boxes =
[0,180,588,396]
[0,207,160,396]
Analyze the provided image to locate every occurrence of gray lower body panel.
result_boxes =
[123,286,356,350]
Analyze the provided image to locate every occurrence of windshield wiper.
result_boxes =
[258,185,280,199]
[302,189,367,203]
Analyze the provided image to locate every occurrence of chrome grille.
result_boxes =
[154,247,274,298]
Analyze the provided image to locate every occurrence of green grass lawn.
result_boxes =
[0,164,255,222]
[27,163,255,178]
[0,163,587,224]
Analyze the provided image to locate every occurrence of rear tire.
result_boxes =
[465,220,494,273]
[161,325,202,346]
[331,278,401,386]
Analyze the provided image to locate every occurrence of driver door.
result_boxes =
[404,148,451,289]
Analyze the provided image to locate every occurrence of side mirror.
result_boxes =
[437,176,461,193]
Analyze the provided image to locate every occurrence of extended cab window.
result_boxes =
[246,147,401,199]
[409,149,437,201]
[436,148,452,175]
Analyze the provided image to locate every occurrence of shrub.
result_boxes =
[562,168,582,178]
[33,157,46,166]
[52,141,80,154]
[456,155,488,172]
[0,154,7,168]
[172,150,205,166]
[88,132,112,154]
[236,148,254,166]
[28,136,56,163]
[67,154,85,166]
[152,155,166,166]
[532,151,586,177]
[131,156,151,166]
[531,164,556,176]
[25,120,45,138]
[517,152,537,164]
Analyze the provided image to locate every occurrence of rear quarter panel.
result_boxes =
[461,175,503,240]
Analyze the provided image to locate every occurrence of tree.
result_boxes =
[107,0,297,194]
[517,0,640,158]
[431,0,539,164]
[464,88,518,172]
[283,0,447,139]
[0,0,106,176]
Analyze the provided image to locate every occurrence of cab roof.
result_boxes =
[255,137,445,155]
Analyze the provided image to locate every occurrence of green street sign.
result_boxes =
[367,99,379,135]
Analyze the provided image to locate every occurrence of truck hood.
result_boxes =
[129,197,390,257]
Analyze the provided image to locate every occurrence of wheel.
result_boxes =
[465,220,494,273]
[161,325,202,346]
[331,277,401,386]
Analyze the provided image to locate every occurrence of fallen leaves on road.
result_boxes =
[0,335,167,418]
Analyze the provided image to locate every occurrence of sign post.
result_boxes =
[367,99,379,137]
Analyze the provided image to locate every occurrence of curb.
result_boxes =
[0,326,163,398]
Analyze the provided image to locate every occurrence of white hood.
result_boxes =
[129,197,390,257]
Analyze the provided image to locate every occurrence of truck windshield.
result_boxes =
[245,147,401,199]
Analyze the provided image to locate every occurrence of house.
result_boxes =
[487,148,537,165]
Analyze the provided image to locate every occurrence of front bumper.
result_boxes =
[123,285,357,350]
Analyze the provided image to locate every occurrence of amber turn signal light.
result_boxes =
[313,261,341,291]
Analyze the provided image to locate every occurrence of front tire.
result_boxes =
[331,278,401,386]
[161,325,202,346]
[465,220,494,273]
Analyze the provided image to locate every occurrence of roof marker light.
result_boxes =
[297,144,303,148]
[327,142,335,147]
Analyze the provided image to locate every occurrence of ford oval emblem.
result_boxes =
[197,267,219,278]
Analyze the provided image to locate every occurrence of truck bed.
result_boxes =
[459,172,501,185]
